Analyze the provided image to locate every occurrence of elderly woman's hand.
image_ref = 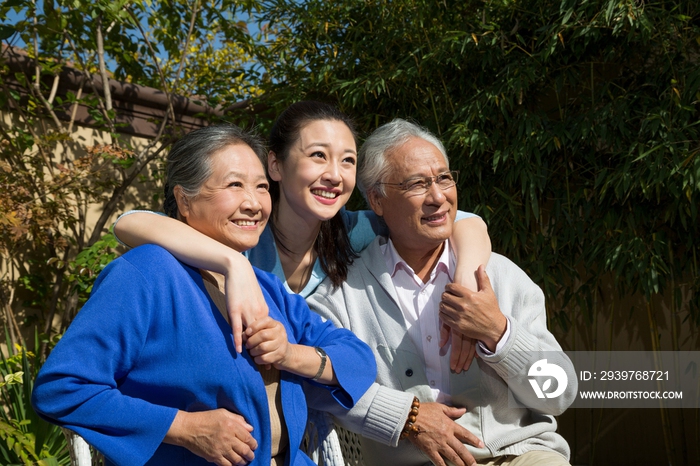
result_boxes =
[164,408,257,466]
[244,316,290,369]
[245,317,338,384]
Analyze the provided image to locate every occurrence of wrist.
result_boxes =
[163,410,190,447]
[482,315,507,352]
[400,397,420,439]
[311,347,327,381]
[221,249,247,276]
[273,343,300,373]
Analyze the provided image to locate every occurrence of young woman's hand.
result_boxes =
[113,211,269,353]
[224,257,269,353]
[448,216,492,372]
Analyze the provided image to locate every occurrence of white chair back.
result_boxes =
[62,428,103,466]
[303,409,365,466]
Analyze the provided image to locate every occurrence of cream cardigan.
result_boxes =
[306,237,576,466]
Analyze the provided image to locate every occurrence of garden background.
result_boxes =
[1,0,698,464]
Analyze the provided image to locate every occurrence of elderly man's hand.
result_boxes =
[165,408,257,465]
[439,265,507,353]
[407,402,483,466]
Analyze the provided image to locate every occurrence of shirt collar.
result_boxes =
[381,237,454,284]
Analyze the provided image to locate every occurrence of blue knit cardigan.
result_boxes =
[32,244,376,466]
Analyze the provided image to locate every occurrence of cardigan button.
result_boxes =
[405,369,413,377]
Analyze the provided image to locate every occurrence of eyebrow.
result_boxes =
[402,168,450,179]
[223,171,268,182]
[303,141,357,154]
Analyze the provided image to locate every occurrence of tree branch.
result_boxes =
[0,81,55,174]
[96,14,113,113]
[28,0,65,133]
[30,82,65,132]
[86,143,170,246]
[126,9,176,124]
[1,266,22,350]
[47,74,60,104]
[172,0,201,92]
[32,0,39,90]
[63,32,116,135]
[126,0,201,127]
[39,246,69,360]
[67,85,84,134]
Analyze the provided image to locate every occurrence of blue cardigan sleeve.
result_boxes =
[255,270,376,409]
[343,208,478,253]
[31,257,177,466]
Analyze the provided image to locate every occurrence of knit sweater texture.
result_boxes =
[306,237,577,466]
[32,245,376,466]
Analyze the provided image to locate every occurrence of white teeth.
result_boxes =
[425,213,445,221]
[234,220,256,226]
[312,190,338,199]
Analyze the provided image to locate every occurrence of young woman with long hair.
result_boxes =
[113,101,491,371]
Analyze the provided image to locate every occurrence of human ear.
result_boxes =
[173,185,190,220]
[267,151,283,182]
[368,190,384,217]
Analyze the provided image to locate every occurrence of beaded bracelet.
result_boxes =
[400,396,420,439]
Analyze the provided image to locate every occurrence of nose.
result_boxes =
[240,187,262,212]
[425,178,446,205]
[322,160,342,184]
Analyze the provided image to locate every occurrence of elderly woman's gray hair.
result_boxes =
[163,124,267,219]
[357,118,449,202]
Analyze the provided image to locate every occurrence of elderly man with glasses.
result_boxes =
[306,119,576,466]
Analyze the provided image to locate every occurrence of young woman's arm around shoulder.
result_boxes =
[344,208,492,373]
[113,211,267,353]
[445,215,492,373]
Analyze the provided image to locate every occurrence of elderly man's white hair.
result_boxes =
[357,118,450,203]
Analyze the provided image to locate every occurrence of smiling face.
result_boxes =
[175,143,271,252]
[268,119,357,224]
[368,136,457,260]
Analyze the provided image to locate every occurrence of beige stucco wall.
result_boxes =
[1,109,164,240]
[1,108,165,347]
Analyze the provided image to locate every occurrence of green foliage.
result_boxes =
[0,330,69,465]
[60,232,119,301]
[34,234,117,294]
[255,0,700,331]
[1,0,696,463]
[0,0,263,348]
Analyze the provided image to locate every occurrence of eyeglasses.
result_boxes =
[378,170,459,195]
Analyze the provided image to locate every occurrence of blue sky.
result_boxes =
[1,1,261,67]
[1,1,30,49]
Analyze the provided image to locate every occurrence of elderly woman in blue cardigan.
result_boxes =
[32,124,376,466]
